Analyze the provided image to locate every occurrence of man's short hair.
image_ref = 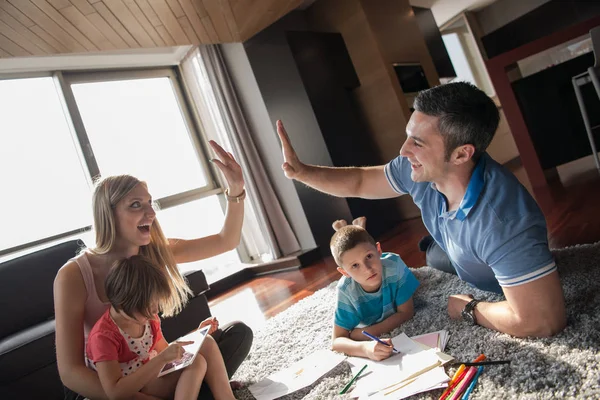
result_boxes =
[330,225,377,268]
[413,82,500,161]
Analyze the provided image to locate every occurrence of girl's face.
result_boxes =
[113,183,156,252]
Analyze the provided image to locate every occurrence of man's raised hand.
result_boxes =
[277,120,305,180]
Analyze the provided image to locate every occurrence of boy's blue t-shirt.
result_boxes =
[334,252,419,331]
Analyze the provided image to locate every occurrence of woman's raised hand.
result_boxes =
[209,140,244,197]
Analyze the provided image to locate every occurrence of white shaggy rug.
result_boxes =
[231,242,600,399]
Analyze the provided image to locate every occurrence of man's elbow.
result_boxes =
[514,314,567,338]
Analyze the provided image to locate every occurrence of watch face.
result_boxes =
[462,309,475,325]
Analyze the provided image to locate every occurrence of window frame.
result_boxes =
[0,67,234,259]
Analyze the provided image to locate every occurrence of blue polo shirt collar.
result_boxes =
[436,155,486,221]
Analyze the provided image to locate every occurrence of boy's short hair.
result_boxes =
[330,225,377,267]
[105,255,172,320]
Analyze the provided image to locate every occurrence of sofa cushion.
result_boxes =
[184,269,210,296]
[0,319,56,384]
[0,240,82,339]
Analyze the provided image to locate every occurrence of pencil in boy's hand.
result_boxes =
[340,364,368,395]
[361,331,400,353]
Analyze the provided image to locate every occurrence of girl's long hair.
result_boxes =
[90,175,192,316]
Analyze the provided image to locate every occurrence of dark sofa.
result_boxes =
[0,240,212,400]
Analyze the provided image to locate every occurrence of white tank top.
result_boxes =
[71,252,111,344]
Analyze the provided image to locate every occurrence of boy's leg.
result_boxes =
[198,335,235,400]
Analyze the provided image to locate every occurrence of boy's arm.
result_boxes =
[332,325,393,361]
[353,298,415,339]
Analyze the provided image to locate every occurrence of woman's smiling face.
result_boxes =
[113,183,156,251]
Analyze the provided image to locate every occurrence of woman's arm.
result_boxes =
[171,141,245,264]
[54,261,107,399]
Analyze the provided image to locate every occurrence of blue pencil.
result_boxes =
[461,366,484,400]
[361,331,400,353]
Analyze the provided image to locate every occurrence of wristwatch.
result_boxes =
[461,299,480,326]
[225,188,246,203]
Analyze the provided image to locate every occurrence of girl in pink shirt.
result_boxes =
[86,255,232,400]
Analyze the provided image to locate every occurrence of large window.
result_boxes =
[0,76,92,251]
[0,69,247,283]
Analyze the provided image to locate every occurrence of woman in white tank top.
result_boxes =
[54,141,252,400]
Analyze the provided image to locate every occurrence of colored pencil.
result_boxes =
[340,364,367,395]
[448,367,478,400]
[461,366,484,400]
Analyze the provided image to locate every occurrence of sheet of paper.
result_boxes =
[411,330,449,351]
[412,332,440,350]
[249,349,345,400]
[359,367,450,400]
[347,333,452,399]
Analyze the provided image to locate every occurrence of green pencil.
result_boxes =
[340,364,368,395]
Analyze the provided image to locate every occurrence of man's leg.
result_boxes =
[419,236,457,275]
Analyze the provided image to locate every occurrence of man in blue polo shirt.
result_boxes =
[276,82,566,338]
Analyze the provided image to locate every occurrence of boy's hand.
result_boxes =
[363,338,394,361]
[199,316,219,335]
[160,341,193,363]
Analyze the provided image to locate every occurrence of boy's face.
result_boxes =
[338,242,383,292]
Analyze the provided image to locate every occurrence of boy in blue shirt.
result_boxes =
[331,217,419,361]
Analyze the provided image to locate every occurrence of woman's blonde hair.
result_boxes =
[90,175,192,316]
[106,255,172,320]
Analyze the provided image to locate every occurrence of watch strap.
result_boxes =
[462,299,480,325]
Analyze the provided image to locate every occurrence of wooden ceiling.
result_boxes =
[0,0,303,57]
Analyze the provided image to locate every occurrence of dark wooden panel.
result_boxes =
[482,0,600,58]
[412,6,455,79]
[512,52,599,169]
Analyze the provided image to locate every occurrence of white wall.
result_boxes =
[410,0,497,27]
[220,42,317,251]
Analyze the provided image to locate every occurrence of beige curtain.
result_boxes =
[180,45,300,259]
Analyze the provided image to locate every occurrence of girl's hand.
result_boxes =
[209,140,244,197]
[363,339,394,361]
[159,341,193,363]
[199,316,219,335]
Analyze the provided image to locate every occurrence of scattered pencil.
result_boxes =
[453,360,510,367]
[340,364,367,395]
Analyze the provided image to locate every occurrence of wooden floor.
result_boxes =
[209,171,600,332]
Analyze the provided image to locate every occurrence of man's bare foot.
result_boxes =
[332,219,348,231]
[352,216,367,229]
